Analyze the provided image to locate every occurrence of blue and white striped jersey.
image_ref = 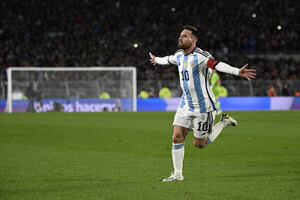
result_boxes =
[156,47,219,113]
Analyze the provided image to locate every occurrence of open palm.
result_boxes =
[238,64,256,81]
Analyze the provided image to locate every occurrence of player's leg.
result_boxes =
[172,125,189,173]
[207,113,237,144]
[193,137,207,148]
[162,125,189,182]
[192,111,215,148]
[193,112,237,148]
[172,125,189,143]
[162,109,190,182]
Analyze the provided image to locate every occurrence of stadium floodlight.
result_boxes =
[6,67,137,113]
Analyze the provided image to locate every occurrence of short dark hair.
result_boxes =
[183,25,199,39]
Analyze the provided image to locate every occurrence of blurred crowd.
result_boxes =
[0,0,299,95]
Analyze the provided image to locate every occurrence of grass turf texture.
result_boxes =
[0,111,299,200]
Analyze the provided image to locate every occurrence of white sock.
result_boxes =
[207,121,226,145]
[172,142,184,175]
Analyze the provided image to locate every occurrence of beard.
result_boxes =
[178,41,191,50]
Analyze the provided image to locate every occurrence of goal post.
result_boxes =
[6,67,137,113]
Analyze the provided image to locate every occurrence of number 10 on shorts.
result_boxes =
[197,121,208,131]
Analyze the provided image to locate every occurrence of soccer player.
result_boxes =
[211,69,222,115]
[149,25,256,181]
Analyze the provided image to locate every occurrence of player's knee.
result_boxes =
[172,134,184,143]
[193,141,206,149]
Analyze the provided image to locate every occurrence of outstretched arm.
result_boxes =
[149,52,176,65]
[215,62,256,81]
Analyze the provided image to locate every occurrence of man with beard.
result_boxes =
[149,25,256,181]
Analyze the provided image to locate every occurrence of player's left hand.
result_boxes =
[238,64,256,81]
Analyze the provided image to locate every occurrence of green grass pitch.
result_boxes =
[0,111,299,200]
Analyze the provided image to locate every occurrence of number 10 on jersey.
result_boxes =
[181,70,189,81]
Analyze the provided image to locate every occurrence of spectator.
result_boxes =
[99,92,111,99]
[281,83,290,96]
[159,87,172,98]
[138,90,149,99]
[268,85,277,97]
[25,82,42,111]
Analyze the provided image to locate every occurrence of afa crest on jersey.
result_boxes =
[183,62,195,68]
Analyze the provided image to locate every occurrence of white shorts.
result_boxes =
[173,107,216,139]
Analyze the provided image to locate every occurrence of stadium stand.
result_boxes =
[0,0,299,97]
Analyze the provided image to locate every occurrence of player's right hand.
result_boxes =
[149,52,157,65]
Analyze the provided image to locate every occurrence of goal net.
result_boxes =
[6,67,137,113]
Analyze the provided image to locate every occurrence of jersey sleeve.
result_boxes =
[206,57,219,69]
[198,51,238,75]
[155,56,171,65]
[168,55,177,65]
[196,50,219,69]
[198,51,219,69]
[215,62,239,76]
[155,53,177,65]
